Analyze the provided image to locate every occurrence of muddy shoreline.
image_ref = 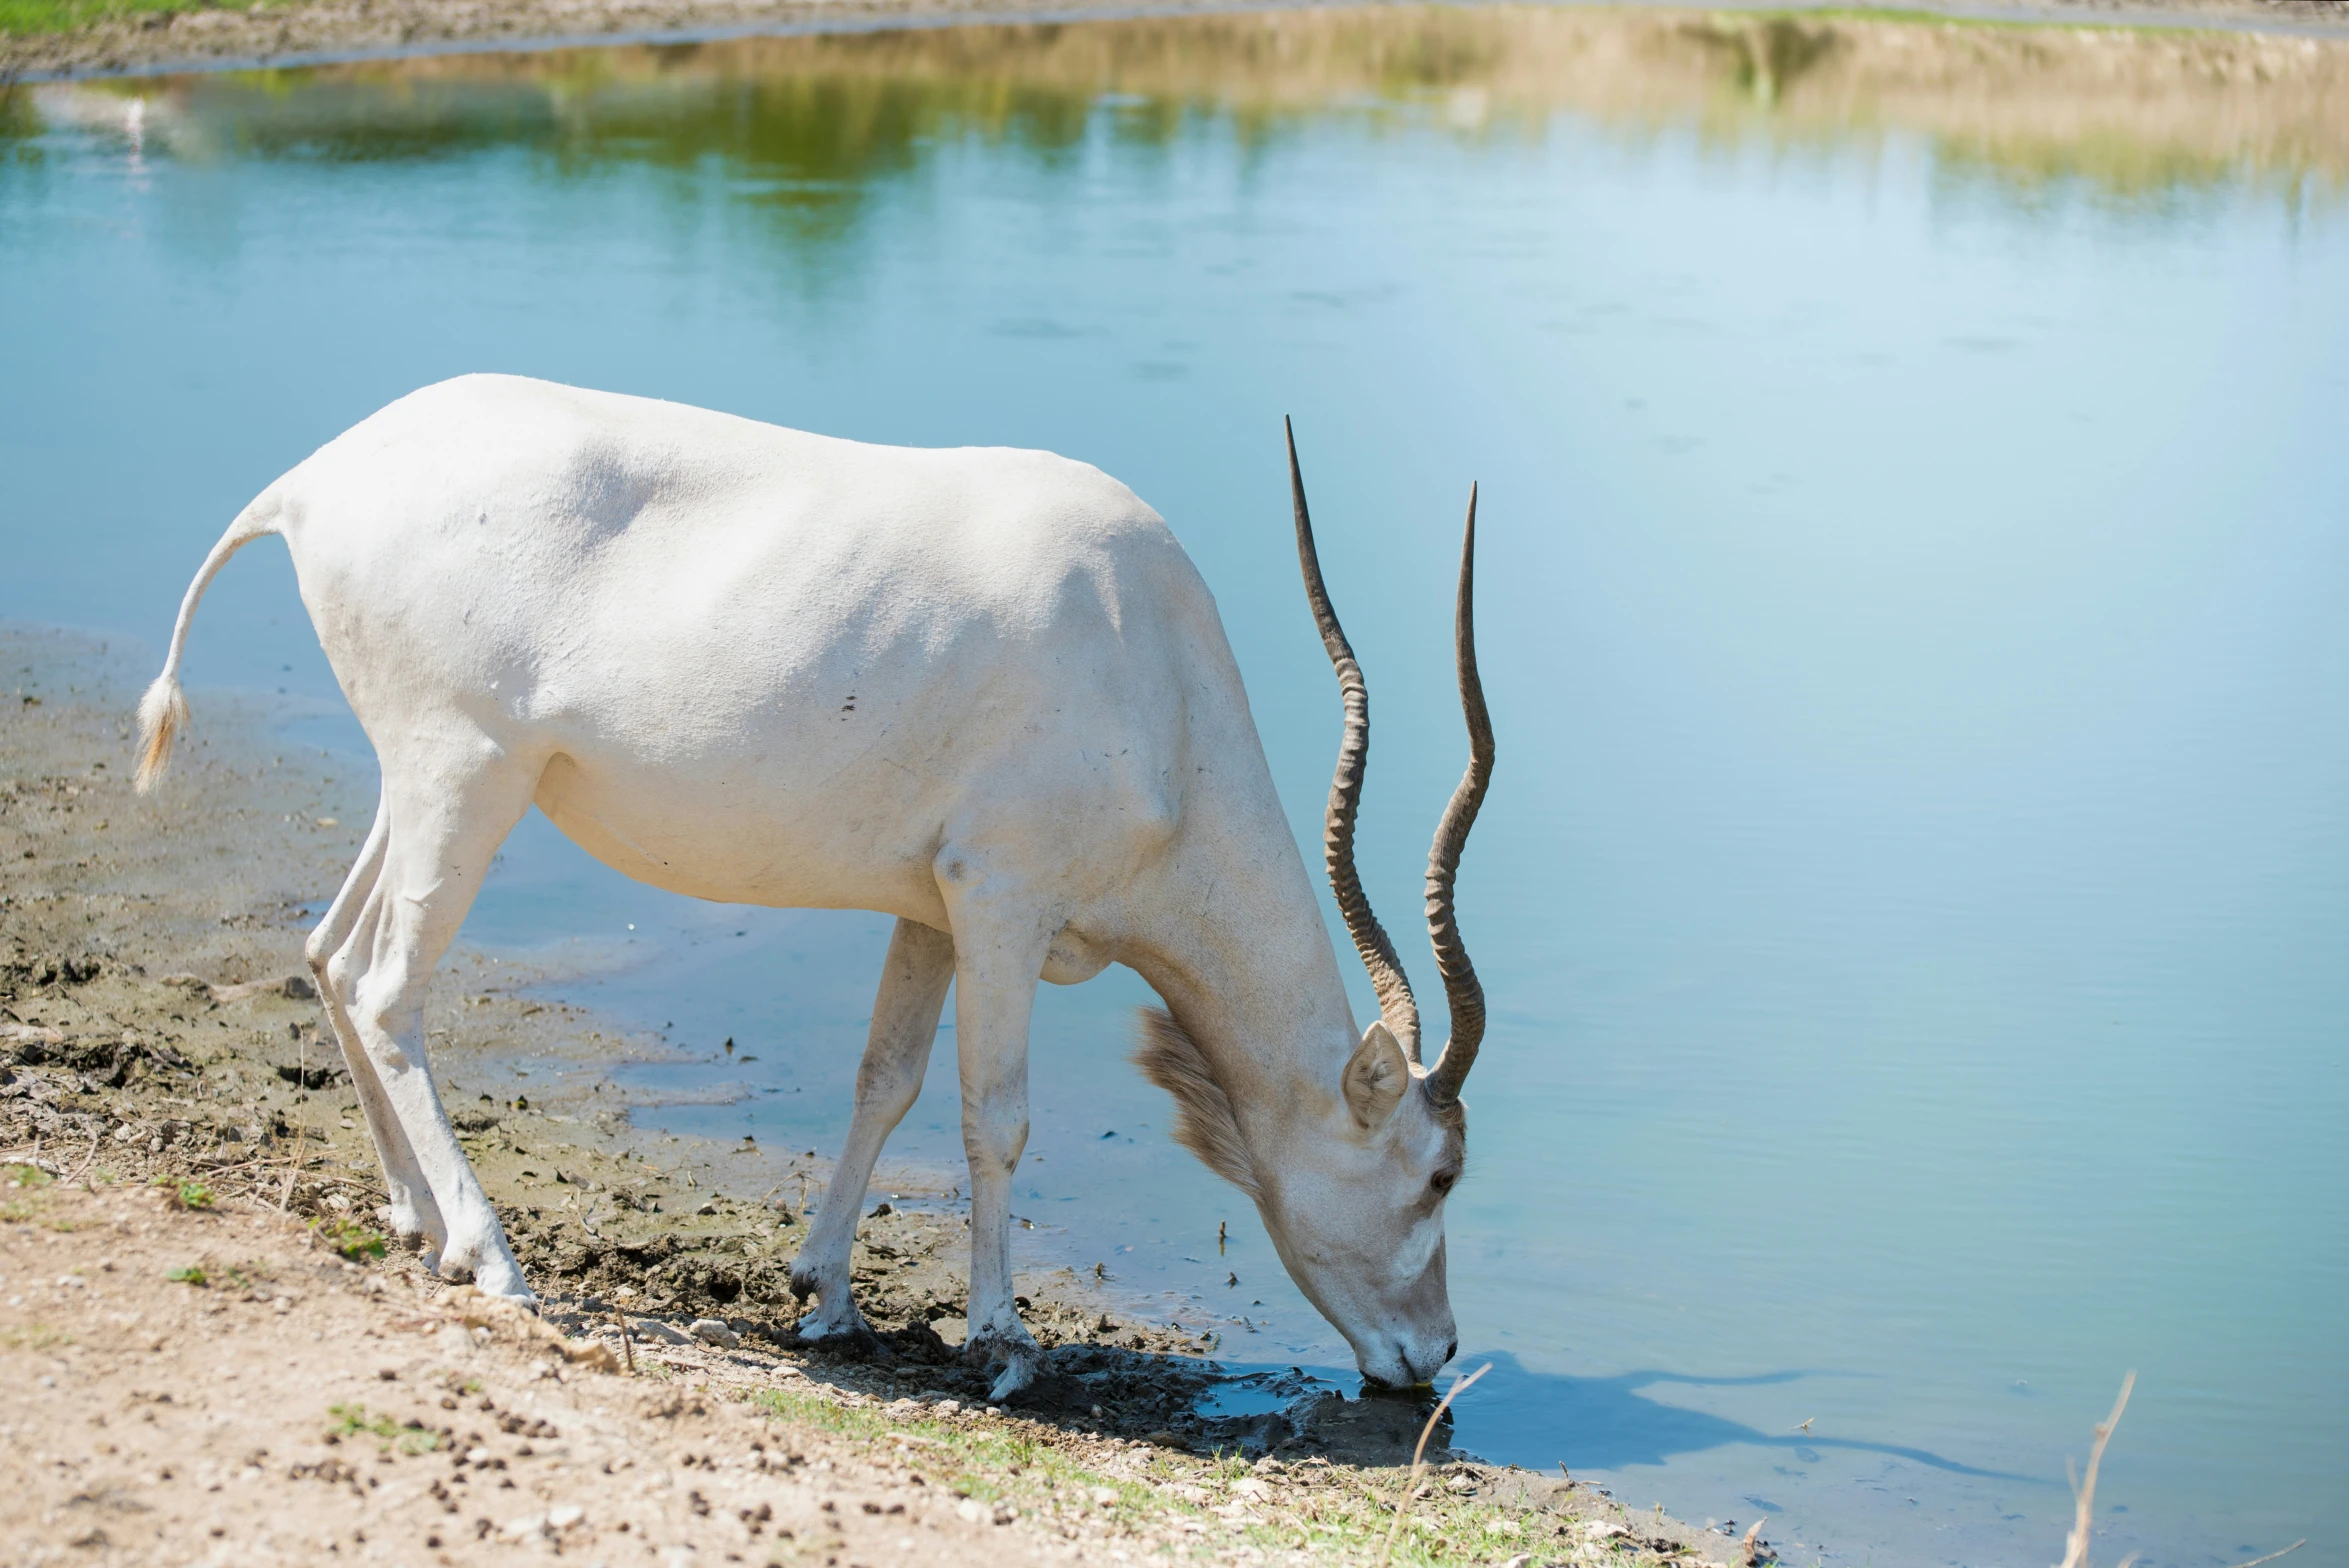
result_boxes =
[2,621,1760,1563]
[7,0,2349,88]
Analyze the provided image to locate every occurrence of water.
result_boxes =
[5,9,2347,1563]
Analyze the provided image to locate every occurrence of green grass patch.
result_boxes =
[327,1402,442,1454]
[750,1387,1144,1511]
[1,1164,57,1220]
[1725,4,2210,35]
[0,1321,72,1351]
[0,0,270,41]
[160,1178,214,1211]
[166,1258,260,1289]
[745,1389,1603,1566]
[312,1216,386,1262]
[328,1402,400,1440]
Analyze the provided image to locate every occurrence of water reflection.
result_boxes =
[12,6,2349,209]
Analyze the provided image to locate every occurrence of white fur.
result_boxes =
[141,375,1460,1393]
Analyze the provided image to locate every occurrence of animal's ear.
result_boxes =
[1133,1008,1261,1198]
[1342,1021,1410,1131]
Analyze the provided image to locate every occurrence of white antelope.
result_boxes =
[135,375,1493,1398]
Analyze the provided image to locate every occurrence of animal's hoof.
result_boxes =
[968,1329,1041,1403]
[474,1275,538,1309]
[987,1355,1040,1405]
[793,1311,880,1357]
[450,1248,535,1306]
[386,1214,437,1250]
[380,1193,436,1243]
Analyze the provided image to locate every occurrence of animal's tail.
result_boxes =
[135,500,282,793]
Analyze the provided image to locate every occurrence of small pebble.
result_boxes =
[688,1318,739,1349]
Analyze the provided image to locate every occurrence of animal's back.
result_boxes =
[279,374,1182,663]
[267,375,1234,915]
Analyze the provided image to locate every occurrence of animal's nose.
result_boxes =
[1399,1337,1457,1384]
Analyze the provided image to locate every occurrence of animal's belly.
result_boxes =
[530,752,948,925]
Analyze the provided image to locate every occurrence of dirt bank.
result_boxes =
[2,623,1755,1565]
[6,0,2348,89]
[3,1179,1747,1567]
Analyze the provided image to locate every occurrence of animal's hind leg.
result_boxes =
[790,917,954,1346]
[331,745,540,1300]
[306,792,445,1252]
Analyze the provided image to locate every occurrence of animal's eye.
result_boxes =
[1429,1169,1459,1199]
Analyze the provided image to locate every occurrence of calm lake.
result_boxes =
[5,8,2347,1564]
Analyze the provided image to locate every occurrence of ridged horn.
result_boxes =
[1423,485,1492,1104]
[1287,417,1422,1061]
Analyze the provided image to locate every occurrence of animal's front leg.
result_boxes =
[946,902,1052,1404]
[790,918,954,1347]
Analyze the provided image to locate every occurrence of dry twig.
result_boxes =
[1378,1361,1489,1566]
[279,1022,313,1211]
[62,1125,102,1185]
[2055,1372,2134,1568]
[2051,1379,2299,1568]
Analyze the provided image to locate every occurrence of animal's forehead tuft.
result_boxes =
[1408,1097,1466,1171]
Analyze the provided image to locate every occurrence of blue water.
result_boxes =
[5,13,2347,1564]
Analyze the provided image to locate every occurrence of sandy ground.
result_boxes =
[2,622,1755,1565]
[3,1178,1062,1567]
[6,0,2349,87]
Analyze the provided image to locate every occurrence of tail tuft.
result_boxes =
[138,497,279,793]
[134,674,188,794]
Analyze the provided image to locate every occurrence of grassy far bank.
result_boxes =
[14,5,2348,205]
[9,0,2349,56]
[0,0,260,41]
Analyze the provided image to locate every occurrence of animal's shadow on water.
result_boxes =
[1428,1351,2030,1481]
[1183,1351,2029,1478]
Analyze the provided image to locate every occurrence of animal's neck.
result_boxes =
[1118,790,1359,1139]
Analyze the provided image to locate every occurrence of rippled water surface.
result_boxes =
[6,10,2348,1564]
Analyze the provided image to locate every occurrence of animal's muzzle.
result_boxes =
[1406,1337,1458,1384]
